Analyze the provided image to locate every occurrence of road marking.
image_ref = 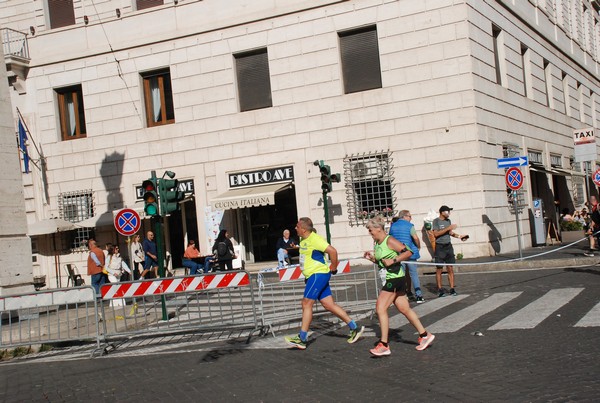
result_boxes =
[427,292,522,333]
[489,288,583,330]
[574,301,600,327]
[388,294,470,329]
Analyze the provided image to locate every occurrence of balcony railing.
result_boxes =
[2,27,29,60]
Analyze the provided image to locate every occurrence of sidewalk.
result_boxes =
[244,239,599,274]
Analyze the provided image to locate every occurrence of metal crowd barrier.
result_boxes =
[0,263,380,356]
[96,270,262,355]
[0,286,100,350]
[255,262,380,335]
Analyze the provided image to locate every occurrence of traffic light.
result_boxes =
[158,178,184,215]
[320,164,332,193]
[330,172,341,183]
[142,179,159,216]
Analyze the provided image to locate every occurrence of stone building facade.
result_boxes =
[1,0,599,287]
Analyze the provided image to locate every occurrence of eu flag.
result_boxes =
[18,118,29,173]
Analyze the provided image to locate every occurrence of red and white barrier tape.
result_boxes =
[100,272,249,299]
[277,260,350,282]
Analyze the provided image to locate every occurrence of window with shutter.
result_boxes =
[48,0,75,29]
[339,25,382,94]
[235,48,273,112]
[136,0,164,11]
[142,68,175,127]
[56,85,87,141]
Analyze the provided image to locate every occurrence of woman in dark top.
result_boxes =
[212,229,236,271]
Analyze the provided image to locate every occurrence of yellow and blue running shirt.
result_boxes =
[299,231,331,278]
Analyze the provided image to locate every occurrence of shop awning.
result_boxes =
[210,182,292,210]
[529,163,587,177]
[529,163,553,174]
[549,168,569,176]
[77,211,116,228]
[77,201,149,228]
[27,218,77,236]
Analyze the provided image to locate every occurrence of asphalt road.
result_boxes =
[1,266,599,402]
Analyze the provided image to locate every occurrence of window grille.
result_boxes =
[527,150,543,163]
[550,154,562,167]
[59,190,94,251]
[570,157,584,205]
[344,151,396,227]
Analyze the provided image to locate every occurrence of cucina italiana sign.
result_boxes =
[212,195,274,210]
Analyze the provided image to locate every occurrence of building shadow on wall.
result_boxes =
[100,151,125,212]
[318,195,342,224]
[482,214,502,255]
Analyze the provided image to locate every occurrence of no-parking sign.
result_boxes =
[114,208,141,237]
[505,167,524,191]
[593,168,600,187]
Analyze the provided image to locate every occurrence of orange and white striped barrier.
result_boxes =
[100,272,249,299]
[277,260,350,282]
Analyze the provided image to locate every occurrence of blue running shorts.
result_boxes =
[304,273,332,301]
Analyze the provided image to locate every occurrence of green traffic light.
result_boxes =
[145,203,158,216]
[159,176,185,215]
[142,178,160,216]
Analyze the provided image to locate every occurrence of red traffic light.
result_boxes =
[142,179,156,192]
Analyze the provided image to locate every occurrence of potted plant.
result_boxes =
[559,220,585,244]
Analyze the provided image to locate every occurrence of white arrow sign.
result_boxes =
[497,156,528,168]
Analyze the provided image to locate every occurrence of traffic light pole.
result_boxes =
[322,189,331,244]
[148,170,168,320]
[156,217,168,321]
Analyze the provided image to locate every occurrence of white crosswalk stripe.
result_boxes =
[574,300,600,327]
[489,288,583,330]
[388,294,469,329]
[426,292,522,334]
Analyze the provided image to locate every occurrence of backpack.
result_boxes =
[217,241,228,257]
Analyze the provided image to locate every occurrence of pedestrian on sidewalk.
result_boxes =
[589,196,600,251]
[432,205,468,297]
[212,229,236,271]
[363,217,435,356]
[284,217,364,350]
[129,234,144,280]
[389,210,424,303]
[87,239,106,297]
[140,231,158,279]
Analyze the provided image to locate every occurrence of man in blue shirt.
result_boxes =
[389,210,424,303]
[140,231,158,279]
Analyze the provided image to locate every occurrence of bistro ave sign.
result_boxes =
[229,166,294,188]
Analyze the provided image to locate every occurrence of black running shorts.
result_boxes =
[381,276,407,293]
[434,243,456,265]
